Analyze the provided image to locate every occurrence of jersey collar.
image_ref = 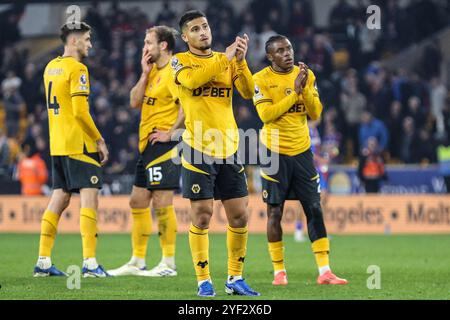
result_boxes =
[188,50,214,58]
[269,66,295,75]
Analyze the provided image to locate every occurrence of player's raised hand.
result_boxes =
[149,129,172,145]
[96,138,109,166]
[225,40,238,61]
[294,62,308,95]
[235,33,249,62]
[141,48,153,75]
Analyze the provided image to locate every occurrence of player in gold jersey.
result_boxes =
[34,22,110,277]
[108,26,184,278]
[171,10,260,297]
[253,35,347,286]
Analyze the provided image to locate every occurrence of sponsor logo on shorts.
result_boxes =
[90,176,99,184]
[191,184,201,194]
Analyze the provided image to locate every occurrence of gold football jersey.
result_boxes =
[171,51,253,158]
[43,56,98,155]
[139,62,179,153]
[253,66,322,156]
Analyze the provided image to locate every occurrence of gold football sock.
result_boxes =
[131,208,152,259]
[268,241,285,273]
[38,210,61,257]
[189,224,210,281]
[312,237,330,269]
[155,205,177,258]
[80,208,98,259]
[227,225,248,277]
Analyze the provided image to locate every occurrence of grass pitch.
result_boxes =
[1,233,449,300]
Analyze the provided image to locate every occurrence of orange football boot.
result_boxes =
[272,271,288,285]
[317,270,348,285]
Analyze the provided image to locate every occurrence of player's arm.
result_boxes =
[173,41,238,90]
[254,78,299,123]
[72,96,102,139]
[71,67,108,164]
[130,49,153,108]
[233,34,254,99]
[300,68,323,121]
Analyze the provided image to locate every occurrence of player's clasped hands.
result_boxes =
[225,33,249,62]
[294,62,309,95]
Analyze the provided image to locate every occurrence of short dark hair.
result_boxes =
[147,26,178,52]
[265,35,289,54]
[60,22,91,44]
[178,10,206,31]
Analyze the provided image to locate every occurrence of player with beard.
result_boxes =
[108,26,184,278]
[171,10,260,297]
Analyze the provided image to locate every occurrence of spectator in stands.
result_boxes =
[358,136,387,193]
[365,68,393,121]
[16,143,48,195]
[399,116,417,163]
[406,96,426,129]
[340,76,366,157]
[307,34,333,79]
[2,71,25,138]
[430,77,447,139]
[386,101,404,161]
[20,62,41,115]
[359,110,388,153]
[357,16,381,67]
[288,0,313,38]
[413,128,437,164]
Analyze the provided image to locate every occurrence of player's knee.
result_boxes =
[192,204,213,229]
[194,212,212,229]
[129,197,144,209]
[228,212,248,228]
[49,191,71,213]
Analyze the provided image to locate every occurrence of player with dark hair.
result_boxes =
[108,26,184,277]
[171,10,260,297]
[34,22,110,277]
[253,35,347,286]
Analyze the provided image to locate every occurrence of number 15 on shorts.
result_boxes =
[148,166,162,182]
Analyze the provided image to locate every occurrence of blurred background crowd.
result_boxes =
[0,0,449,194]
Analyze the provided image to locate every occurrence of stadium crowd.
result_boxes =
[0,0,449,194]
